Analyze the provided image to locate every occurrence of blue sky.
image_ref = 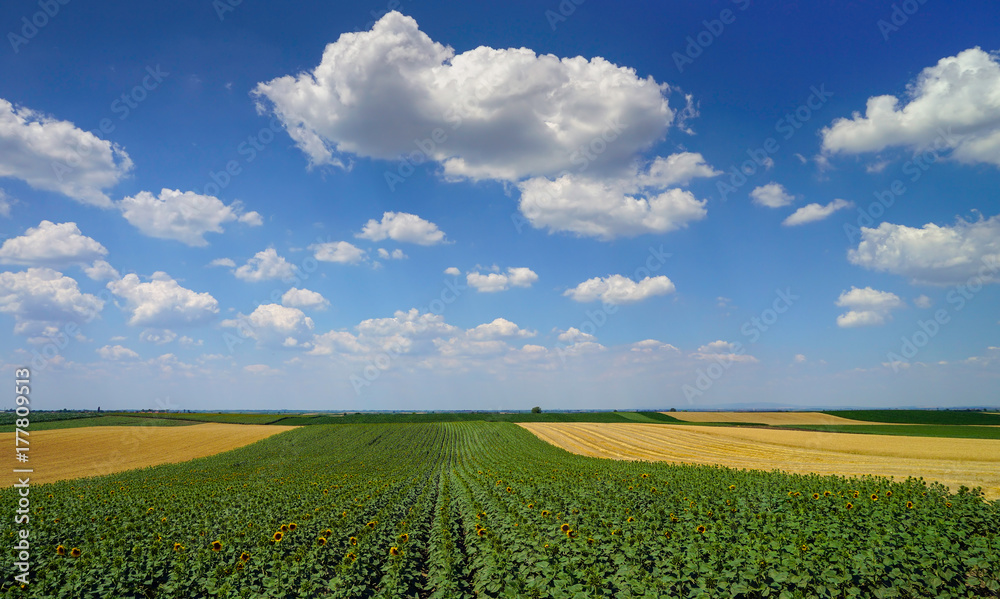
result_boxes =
[1,0,998,411]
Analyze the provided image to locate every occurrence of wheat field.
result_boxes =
[521,422,1000,500]
[2,423,295,486]
[662,411,893,425]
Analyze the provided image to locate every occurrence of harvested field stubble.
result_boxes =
[662,411,895,425]
[521,422,1000,500]
[1,423,296,485]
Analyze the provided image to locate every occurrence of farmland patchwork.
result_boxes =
[2,422,998,597]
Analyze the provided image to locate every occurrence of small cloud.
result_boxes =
[208,258,236,268]
[97,344,139,360]
[444,267,460,276]
[377,248,407,260]
[281,287,329,310]
[311,241,367,264]
[234,248,296,282]
[466,267,538,293]
[750,183,794,208]
[865,160,891,174]
[239,211,264,226]
[793,354,807,363]
[782,199,852,226]
[914,295,932,309]
[564,274,675,304]
[85,260,120,281]
[357,212,447,245]
[835,286,903,328]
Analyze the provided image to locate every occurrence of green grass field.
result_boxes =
[2,422,996,598]
[270,411,682,426]
[0,416,198,433]
[104,412,290,425]
[823,409,1000,426]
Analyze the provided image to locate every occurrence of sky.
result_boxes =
[0,0,998,412]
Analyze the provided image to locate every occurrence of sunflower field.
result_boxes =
[2,422,998,598]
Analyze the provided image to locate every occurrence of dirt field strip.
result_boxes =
[521,422,1000,500]
[1,423,296,486]
[662,411,903,425]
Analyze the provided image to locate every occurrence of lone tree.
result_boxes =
[669,407,676,412]
[531,406,542,414]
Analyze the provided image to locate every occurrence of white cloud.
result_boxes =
[139,329,177,345]
[821,47,1000,167]
[358,212,447,245]
[467,267,538,293]
[750,183,794,208]
[517,158,710,240]
[444,267,460,276]
[782,199,852,226]
[377,248,407,260]
[119,189,260,247]
[692,340,758,363]
[914,294,932,309]
[434,337,510,358]
[556,327,597,344]
[793,353,807,363]
[281,287,329,310]
[0,99,133,207]
[0,268,104,335]
[466,318,536,340]
[848,214,1000,285]
[629,339,680,354]
[835,286,904,328]
[97,345,139,360]
[253,12,676,180]
[238,211,264,226]
[84,260,120,281]
[356,308,457,339]
[208,258,236,268]
[107,272,219,328]
[311,241,367,264]
[234,248,297,282]
[0,189,13,217]
[564,274,675,304]
[0,221,107,267]
[637,152,721,187]
[222,304,315,348]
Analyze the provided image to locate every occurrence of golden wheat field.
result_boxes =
[662,411,894,425]
[1,423,295,486]
[521,422,1000,500]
